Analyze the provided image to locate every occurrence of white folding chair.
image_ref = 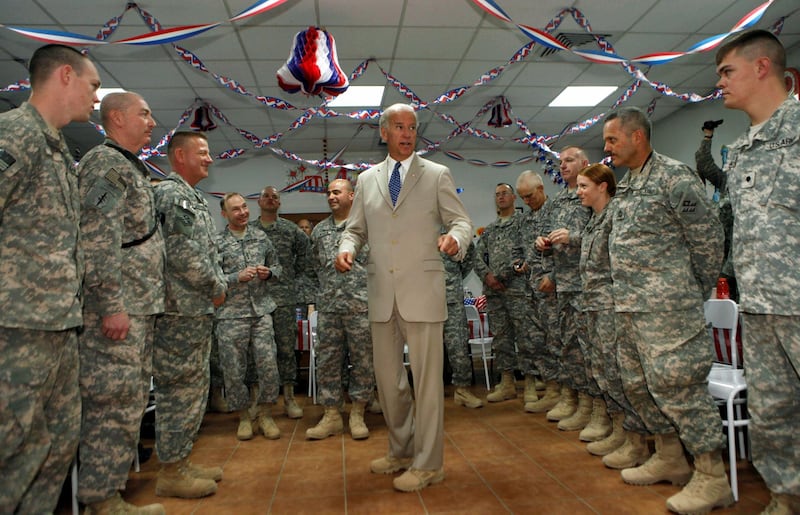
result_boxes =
[465,304,494,390]
[705,299,748,501]
[308,311,318,404]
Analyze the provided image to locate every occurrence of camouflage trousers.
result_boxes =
[531,291,560,382]
[443,302,473,387]
[0,327,80,514]
[153,314,212,463]
[209,321,224,392]
[742,314,800,495]
[316,310,374,406]
[486,292,536,375]
[273,305,298,387]
[584,310,646,433]
[77,312,155,503]
[616,309,724,456]
[557,292,589,392]
[215,315,279,411]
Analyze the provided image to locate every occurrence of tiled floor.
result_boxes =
[60,383,770,514]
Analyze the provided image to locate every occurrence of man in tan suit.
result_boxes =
[335,103,472,492]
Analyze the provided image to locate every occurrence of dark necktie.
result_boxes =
[389,161,402,206]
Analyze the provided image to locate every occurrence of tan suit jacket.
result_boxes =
[339,154,472,322]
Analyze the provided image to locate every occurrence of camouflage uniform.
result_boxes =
[442,242,476,387]
[696,138,736,280]
[519,198,559,382]
[153,172,226,463]
[579,201,646,433]
[214,226,282,410]
[474,213,535,375]
[724,98,800,495]
[249,218,312,387]
[609,151,725,456]
[309,217,374,406]
[0,102,83,514]
[546,187,593,394]
[76,139,166,503]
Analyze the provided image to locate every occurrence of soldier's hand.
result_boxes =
[535,236,551,252]
[102,312,131,341]
[548,228,570,246]
[335,251,353,273]
[538,276,555,293]
[239,266,258,282]
[213,292,226,308]
[485,272,505,292]
[256,265,272,280]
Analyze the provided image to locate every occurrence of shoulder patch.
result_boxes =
[0,148,17,172]
[84,167,125,213]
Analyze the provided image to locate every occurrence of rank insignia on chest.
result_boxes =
[0,149,16,172]
[681,200,697,213]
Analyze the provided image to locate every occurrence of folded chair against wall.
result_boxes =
[704,298,748,502]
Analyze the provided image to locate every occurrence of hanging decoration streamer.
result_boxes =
[473,0,774,66]
[277,27,349,97]
[1,1,791,177]
[0,0,290,47]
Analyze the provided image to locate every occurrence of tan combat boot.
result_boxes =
[367,390,383,414]
[349,401,369,440]
[237,409,253,441]
[486,371,516,402]
[666,451,734,514]
[454,387,483,408]
[183,458,223,482]
[208,385,229,413]
[558,392,593,431]
[85,491,165,515]
[587,412,626,456]
[283,384,303,419]
[525,380,560,413]
[761,493,800,515]
[155,459,217,498]
[579,397,612,442]
[602,431,651,469]
[306,406,344,440]
[546,386,578,421]
[621,432,692,486]
[523,375,539,404]
[256,403,281,439]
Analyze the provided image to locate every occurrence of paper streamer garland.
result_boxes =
[277,27,349,97]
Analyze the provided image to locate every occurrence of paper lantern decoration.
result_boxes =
[277,26,349,97]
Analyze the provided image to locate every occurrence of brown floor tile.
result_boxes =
[56,383,772,515]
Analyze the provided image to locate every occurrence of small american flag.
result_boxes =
[464,295,487,312]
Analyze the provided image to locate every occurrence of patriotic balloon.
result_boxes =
[276,26,349,97]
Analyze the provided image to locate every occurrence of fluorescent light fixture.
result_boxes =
[548,86,617,107]
[326,86,385,107]
[94,87,127,109]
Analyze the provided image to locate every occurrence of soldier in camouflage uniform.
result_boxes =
[515,171,561,414]
[214,193,283,441]
[443,239,483,409]
[152,131,228,500]
[250,186,313,419]
[306,179,376,440]
[695,120,737,301]
[0,44,100,514]
[603,107,732,514]
[76,92,166,514]
[574,164,648,462]
[535,147,593,430]
[716,30,800,514]
[474,183,538,405]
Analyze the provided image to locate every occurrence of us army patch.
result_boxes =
[84,167,124,213]
[0,148,16,172]
[170,201,196,236]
